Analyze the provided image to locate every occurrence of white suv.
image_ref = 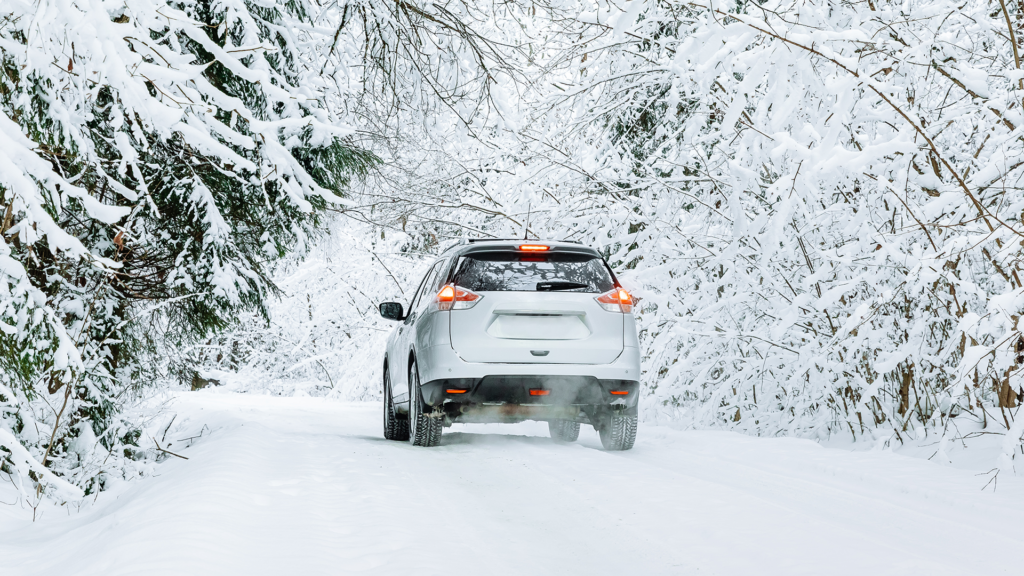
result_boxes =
[378,239,640,449]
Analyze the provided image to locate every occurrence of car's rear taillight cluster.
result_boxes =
[595,288,634,313]
[435,284,483,311]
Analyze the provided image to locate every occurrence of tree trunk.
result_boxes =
[997,369,1017,408]
[898,363,913,416]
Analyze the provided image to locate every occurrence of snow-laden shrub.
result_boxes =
[184,223,428,400]
[489,0,1024,462]
[0,0,373,500]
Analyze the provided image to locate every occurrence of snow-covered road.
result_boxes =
[3,392,1023,575]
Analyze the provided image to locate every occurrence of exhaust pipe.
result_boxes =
[454,403,581,424]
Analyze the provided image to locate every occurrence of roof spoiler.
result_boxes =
[466,238,582,245]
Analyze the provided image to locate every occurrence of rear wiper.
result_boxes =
[536,281,589,291]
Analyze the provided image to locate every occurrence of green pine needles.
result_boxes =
[0,0,375,497]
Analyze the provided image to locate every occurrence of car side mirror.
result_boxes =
[379,302,405,321]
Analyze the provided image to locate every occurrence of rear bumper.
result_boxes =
[411,344,641,423]
[420,375,640,409]
[417,343,641,384]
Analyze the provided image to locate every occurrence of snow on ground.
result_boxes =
[2,391,1023,575]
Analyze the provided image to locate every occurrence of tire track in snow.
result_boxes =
[2,394,1022,576]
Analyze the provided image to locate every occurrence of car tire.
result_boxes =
[548,419,580,442]
[408,359,442,447]
[383,367,409,441]
[598,413,637,451]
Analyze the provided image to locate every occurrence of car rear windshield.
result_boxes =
[452,252,615,293]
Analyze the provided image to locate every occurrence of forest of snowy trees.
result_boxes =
[2,0,1024,501]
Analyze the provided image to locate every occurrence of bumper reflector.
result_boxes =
[529,389,550,396]
[609,390,629,395]
[446,389,468,394]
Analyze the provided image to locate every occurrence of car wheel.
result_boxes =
[408,359,442,447]
[598,413,637,451]
[548,419,580,442]
[383,367,409,441]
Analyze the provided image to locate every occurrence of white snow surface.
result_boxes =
[2,391,1022,575]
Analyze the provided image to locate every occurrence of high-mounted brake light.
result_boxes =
[529,389,550,396]
[435,284,482,311]
[519,244,550,252]
[446,389,468,394]
[610,390,630,396]
[595,288,634,313]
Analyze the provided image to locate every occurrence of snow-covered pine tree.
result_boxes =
[0,0,374,498]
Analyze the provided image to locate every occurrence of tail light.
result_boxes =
[435,284,482,311]
[595,288,633,313]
